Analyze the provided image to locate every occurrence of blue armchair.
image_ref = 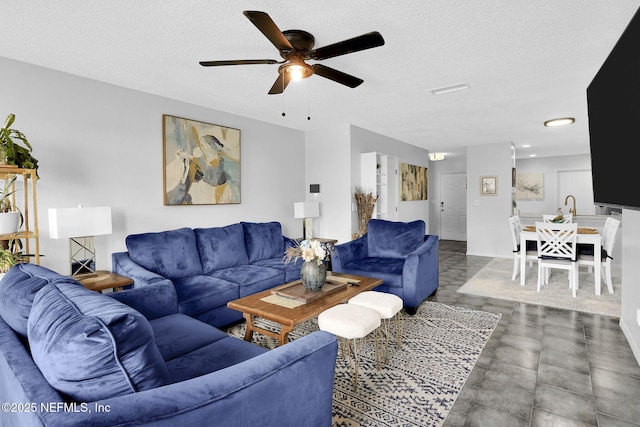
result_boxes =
[331,219,439,314]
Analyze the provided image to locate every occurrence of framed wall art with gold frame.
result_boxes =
[480,176,498,196]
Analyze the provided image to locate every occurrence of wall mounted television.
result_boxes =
[587,6,640,210]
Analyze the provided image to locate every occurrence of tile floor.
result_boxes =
[435,240,640,427]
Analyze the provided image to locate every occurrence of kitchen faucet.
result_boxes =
[564,194,577,216]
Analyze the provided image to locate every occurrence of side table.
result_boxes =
[75,270,133,293]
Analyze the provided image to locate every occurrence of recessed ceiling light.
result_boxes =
[429,83,470,96]
[529,154,537,157]
[429,153,445,161]
[544,117,575,127]
[521,144,531,148]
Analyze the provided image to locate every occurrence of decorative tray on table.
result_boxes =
[271,275,358,303]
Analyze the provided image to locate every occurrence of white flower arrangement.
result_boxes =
[284,239,331,265]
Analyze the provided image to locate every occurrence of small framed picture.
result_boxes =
[480,176,498,196]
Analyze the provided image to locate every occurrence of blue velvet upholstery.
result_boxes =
[126,227,203,279]
[172,274,239,317]
[241,221,285,263]
[109,280,179,320]
[208,264,284,297]
[252,256,303,282]
[113,221,301,328]
[0,263,338,426]
[28,281,169,402]
[332,219,439,313]
[0,263,79,337]
[368,219,426,258]
[149,313,231,361]
[195,223,249,272]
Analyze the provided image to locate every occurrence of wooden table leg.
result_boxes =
[243,313,255,342]
[278,324,294,346]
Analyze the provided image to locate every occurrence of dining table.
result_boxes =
[520,225,604,295]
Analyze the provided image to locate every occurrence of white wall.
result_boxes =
[304,125,352,243]
[515,154,592,214]
[349,125,430,232]
[620,209,640,364]
[466,142,514,258]
[2,56,306,274]
[302,124,431,244]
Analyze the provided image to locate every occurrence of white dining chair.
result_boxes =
[542,214,573,223]
[508,216,536,281]
[577,217,620,294]
[535,221,579,297]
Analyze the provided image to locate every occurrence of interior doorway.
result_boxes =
[440,172,467,241]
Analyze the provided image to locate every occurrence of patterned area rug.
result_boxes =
[458,257,621,318]
[225,301,500,426]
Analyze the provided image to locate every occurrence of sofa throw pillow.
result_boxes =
[367,219,426,259]
[0,263,78,337]
[126,227,203,280]
[241,222,285,263]
[28,282,169,402]
[194,223,249,273]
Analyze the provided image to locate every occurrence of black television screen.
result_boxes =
[587,7,640,210]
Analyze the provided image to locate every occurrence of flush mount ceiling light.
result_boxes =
[544,117,575,127]
[429,153,445,161]
[429,83,470,96]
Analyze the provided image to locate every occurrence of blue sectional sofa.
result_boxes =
[0,263,338,427]
[331,219,439,314]
[112,221,302,328]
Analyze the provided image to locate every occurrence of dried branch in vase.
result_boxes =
[354,186,378,237]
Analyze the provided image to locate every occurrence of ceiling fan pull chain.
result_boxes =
[307,79,311,121]
[281,75,286,117]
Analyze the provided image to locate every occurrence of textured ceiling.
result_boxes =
[2,1,639,159]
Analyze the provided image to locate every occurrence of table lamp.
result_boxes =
[294,201,320,240]
[48,206,112,276]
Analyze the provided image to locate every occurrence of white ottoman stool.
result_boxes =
[348,291,403,363]
[318,303,381,391]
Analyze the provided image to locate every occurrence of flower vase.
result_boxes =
[300,260,327,291]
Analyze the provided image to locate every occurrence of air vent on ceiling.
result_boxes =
[429,83,470,95]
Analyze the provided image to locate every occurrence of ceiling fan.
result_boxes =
[199,10,385,94]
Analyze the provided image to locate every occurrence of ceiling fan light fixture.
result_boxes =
[544,117,575,127]
[281,62,313,81]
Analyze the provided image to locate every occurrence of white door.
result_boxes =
[557,170,595,216]
[440,172,467,241]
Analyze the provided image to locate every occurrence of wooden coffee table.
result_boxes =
[227,272,383,346]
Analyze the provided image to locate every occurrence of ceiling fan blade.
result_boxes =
[268,72,293,95]
[199,59,279,67]
[243,10,293,52]
[311,64,363,88]
[310,31,385,60]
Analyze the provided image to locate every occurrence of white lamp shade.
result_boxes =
[49,207,112,239]
[294,201,320,219]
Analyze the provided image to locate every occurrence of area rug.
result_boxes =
[458,257,621,318]
[225,301,501,427]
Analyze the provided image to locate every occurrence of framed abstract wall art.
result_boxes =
[163,115,241,205]
[515,173,544,200]
[480,176,498,196]
[400,163,428,201]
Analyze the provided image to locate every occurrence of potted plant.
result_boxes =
[0,113,39,173]
[0,244,19,275]
[0,175,21,235]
